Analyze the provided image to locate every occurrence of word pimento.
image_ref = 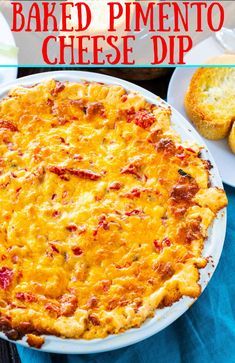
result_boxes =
[10,1,225,66]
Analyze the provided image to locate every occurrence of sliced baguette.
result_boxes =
[185,65,235,140]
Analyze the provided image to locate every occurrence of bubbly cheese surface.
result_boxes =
[0,80,227,342]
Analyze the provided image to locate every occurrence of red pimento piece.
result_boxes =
[124,188,141,199]
[86,102,105,118]
[153,238,171,252]
[78,225,86,235]
[45,302,60,315]
[73,154,83,161]
[121,95,128,102]
[60,294,78,316]
[108,182,123,191]
[50,243,59,253]
[72,247,83,256]
[177,145,184,152]
[93,215,109,236]
[68,168,101,181]
[88,314,100,326]
[0,120,18,132]
[57,117,69,126]
[59,137,66,144]
[51,81,65,96]
[66,224,78,232]
[48,166,66,177]
[153,240,162,252]
[125,209,142,217]
[125,107,135,122]
[176,154,186,160]
[52,210,60,218]
[15,292,37,303]
[121,163,141,179]
[70,99,85,108]
[186,147,196,153]
[48,166,101,181]
[116,262,131,269]
[98,215,109,230]
[87,296,98,308]
[58,174,70,182]
[162,238,171,247]
[156,139,176,156]
[46,98,54,107]
[0,267,13,289]
[130,110,155,129]
[175,145,194,160]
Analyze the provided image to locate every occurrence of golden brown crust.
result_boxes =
[185,67,235,140]
[26,334,45,349]
[228,122,235,153]
[0,80,227,346]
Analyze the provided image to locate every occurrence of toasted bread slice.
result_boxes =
[228,121,235,153]
[185,64,235,140]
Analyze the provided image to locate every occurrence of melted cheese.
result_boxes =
[0,80,227,341]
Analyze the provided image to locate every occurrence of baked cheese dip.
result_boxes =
[0,79,227,347]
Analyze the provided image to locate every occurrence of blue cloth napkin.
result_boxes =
[16,185,235,363]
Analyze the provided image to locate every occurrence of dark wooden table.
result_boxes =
[0,66,174,363]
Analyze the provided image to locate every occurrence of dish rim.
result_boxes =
[0,70,227,354]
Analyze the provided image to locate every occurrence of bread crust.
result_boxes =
[185,67,235,140]
[228,122,235,153]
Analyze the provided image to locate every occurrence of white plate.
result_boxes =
[167,36,235,187]
[0,12,17,83]
[0,71,227,354]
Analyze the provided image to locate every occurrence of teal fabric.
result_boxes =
[16,185,235,363]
